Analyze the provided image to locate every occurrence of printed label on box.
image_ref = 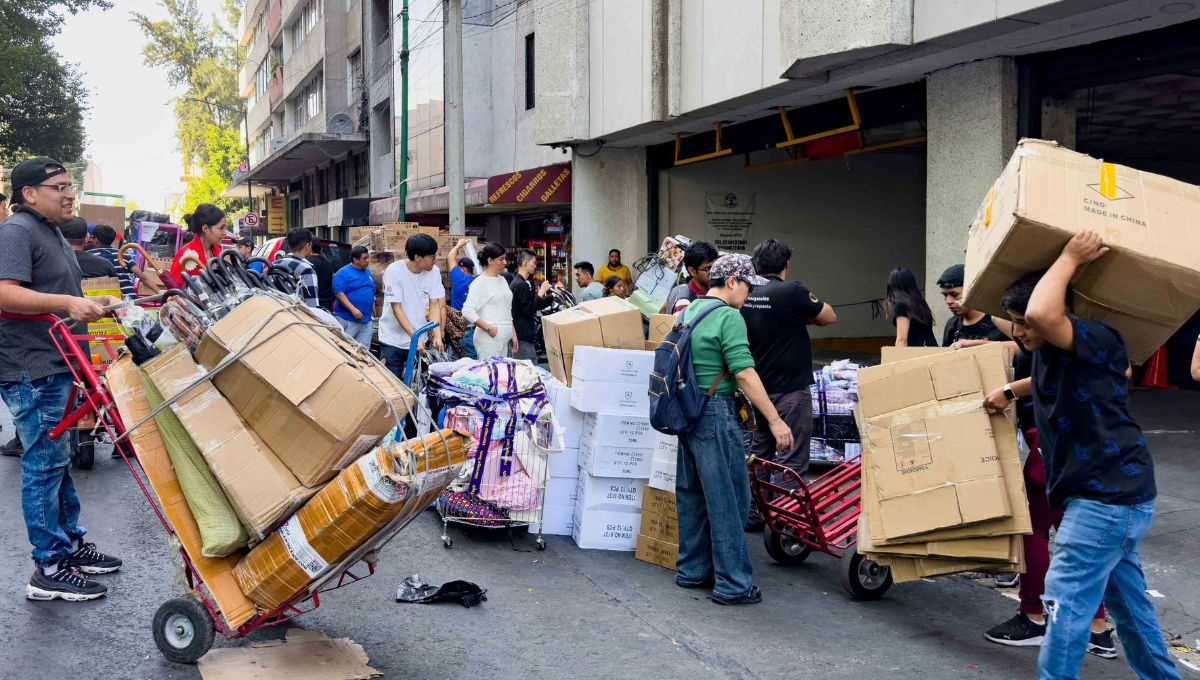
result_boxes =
[357,453,409,504]
[278,516,329,578]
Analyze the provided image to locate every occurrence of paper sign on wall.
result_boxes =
[705,192,755,253]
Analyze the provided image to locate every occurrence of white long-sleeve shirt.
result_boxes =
[462,274,513,327]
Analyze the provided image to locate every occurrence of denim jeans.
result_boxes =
[460,328,477,360]
[380,343,410,381]
[1039,497,1180,680]
[676,396,754,599]
[336,316,374,348]
[0,373,85,566]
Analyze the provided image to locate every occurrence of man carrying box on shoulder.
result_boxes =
[998,230,1179,680]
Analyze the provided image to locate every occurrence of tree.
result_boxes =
[0,44,88,165]
[0,0,110,101]
[183,123,245,213]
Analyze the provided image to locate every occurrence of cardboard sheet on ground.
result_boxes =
[107,357,257,629]
[197,629,380,680]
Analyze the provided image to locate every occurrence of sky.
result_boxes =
[51,0,229,212]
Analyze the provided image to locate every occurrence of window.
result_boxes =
[524,33,535,110]
[352,152,368,195]
[254,59,270,102]
[291,0,322,47]
[257,10,267,41]
[347,50,362,101]
[291,73,323,129]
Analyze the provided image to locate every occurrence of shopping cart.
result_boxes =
[4,298,456,664]
[747,456,892,600]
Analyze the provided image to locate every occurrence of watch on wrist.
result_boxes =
[1002,384,1017,402]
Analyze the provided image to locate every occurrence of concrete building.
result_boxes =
[236,0,396,241]
[530,0,1200,358]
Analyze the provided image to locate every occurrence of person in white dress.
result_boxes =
[461,243,517,359]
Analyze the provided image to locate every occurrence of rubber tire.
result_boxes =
[152,596,216,664]
[840,549,893,601]
[74,441,95,471]
[763,529,813,565]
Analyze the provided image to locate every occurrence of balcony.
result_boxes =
[248,95,271,139]
[267,0,282,43]
[268,68,284,110]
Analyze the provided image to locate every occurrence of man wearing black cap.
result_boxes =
[938,263,1013,348]
[0,157,122,602]
[234,237,254,258]
[61,217,118,279]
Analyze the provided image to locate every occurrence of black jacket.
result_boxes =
[510,276,552,341]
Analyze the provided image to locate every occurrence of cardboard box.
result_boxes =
[194,295,416,487]
[570,378,650,415]
[542,297,644,386]
[577,413,654,478]
[866,345,1032,545]
[545,475,580,508]
[234,430,468,610]
[533,503,574,536]
[78,203,125,227]
[579,440,652,479]
[570,346,655,385]
[648,314,677,345]
[547,446,579,478]
[572,506,641,550]
[879,554,1021,584]
[575,472,645,512]
[544,375,582,449]
[642,487,679,522]
[81,277,124,355]
[107,357,257,630]
[640,511,679,545]
[635,533,678,570]
[649,457,677,492]
[144,345,310,540]
[653,431,677,460]
[963,139,1200,364]
[857,346,1013,541]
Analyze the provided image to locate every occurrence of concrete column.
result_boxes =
[1041,94,1077,150]
[925,57,1017,329]
[572,147,648,268]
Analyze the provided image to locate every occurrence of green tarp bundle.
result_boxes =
[139,369,248,557]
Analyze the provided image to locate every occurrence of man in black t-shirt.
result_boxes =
[1000,232,1177,680]
[61,218,118,280]
[742,239,837,528]
[937,263,1012,348]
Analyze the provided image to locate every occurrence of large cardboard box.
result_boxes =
[649,456,677,492]
[570,346,655,384]
[544,375,582,449]
[234,430,468,610]
[572,506,640,550]
[542,297,644,386]
[545,475,580,508]
[533,503,574,536]
[547,446,579,478]
[635,534,678,570]
[575,472,645,512]
[963,139,1200,364]
[865,345,1032,545]
[144,345,310,540]
[78,203,125,227]
[570,378,650,415]
[107,357,257,630]
[578,413,654,478]
[647,314,676,345]
[194,295,416,487]
[857,345,1014,541]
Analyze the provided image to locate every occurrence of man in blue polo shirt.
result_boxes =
[332,246,376,347]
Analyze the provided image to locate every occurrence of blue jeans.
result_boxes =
[1039,497,1180,680]
[460,329,477,360]
[0,373,85,566]
[675,396,754,599]
[380,343,410,382]
[335,316,374,348]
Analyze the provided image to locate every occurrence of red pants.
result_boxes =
[1020,429,1106,621]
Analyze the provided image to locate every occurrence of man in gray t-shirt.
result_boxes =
[0,157,122,602]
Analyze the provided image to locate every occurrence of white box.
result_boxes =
[571,346,655,384]
[653,431,678,460]
[580,412,653,447]
[570,378,650,415]
[572,506,641,550]
[579,438,652,478]
[649,457,677,492]
[545,376,583,449]
[532,503,574,536]
[548,447,580,478]
[545,475,580,508]
[575,472,645,512]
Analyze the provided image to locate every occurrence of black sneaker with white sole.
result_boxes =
[1088,629,1119,659]
[66,542,122,574]
[27,562,107,602]
[984,612,1046,647]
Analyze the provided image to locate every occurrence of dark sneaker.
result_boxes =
[994,573,1020,587]
[744,517,765,533]
[27,562,107,601]
[1088,629,1119,659]
[984,612,1046,647]
[66,542,122,574]
[712,586,763,605]
[675,576,715,590]
[1,436,22,457]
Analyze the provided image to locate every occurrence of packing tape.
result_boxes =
[356,451,409,504]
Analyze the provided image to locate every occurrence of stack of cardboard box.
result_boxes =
[636,432,678,569]
[535,375,582,536]
[855,344,1031,583]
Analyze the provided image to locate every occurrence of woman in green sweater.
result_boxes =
[676,254,793,605]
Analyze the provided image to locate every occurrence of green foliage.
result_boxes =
[183,124,245,213]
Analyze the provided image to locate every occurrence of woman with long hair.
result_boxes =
[886,267,938,347]
[602,275,628,299]
[170,203,227,281]
[461,243,517,359]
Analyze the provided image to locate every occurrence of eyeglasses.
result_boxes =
[34,183,78,195]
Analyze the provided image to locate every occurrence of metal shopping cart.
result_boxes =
[3,297,460,664]
[747,456,893,600]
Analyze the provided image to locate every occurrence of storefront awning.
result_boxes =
[243,132,369,184]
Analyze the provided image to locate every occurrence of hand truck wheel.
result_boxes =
[72,438,95,471]
[839,549,893,601]
[152,596,216,664]
[763,527,813,565]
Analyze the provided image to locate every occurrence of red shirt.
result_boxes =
[170,236,222,280]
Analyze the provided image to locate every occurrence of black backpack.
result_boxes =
[648,300,727,435]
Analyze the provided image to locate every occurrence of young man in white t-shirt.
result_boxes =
[379,233,445,379]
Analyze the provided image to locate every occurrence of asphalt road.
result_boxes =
[0,391,1195,679]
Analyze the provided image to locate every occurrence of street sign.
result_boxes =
[244,212,260,228]
[238,162,248,173]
